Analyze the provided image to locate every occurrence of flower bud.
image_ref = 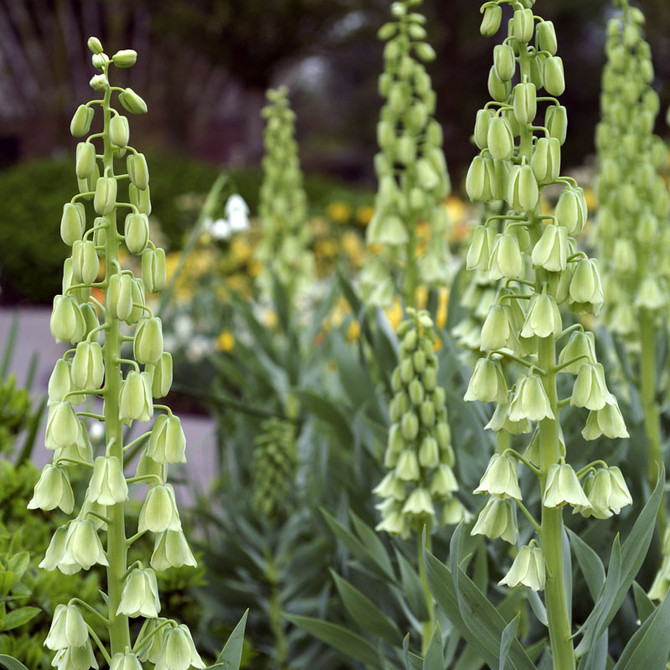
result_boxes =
[493,43,516,81]
[71,341,104,390]
[474,108,494,150]
[582,401,629,440]
[471,497,517,544]
[28,464,74,514]
[154,624,205,670]
[150,529,197,571]
[487,116,514,160]
[87,36,104,54]
[509,373,554,422]
[554,186,587,235]
[146,413,186,463]
[499,544,545,591]
[537,20,558,55]
[75,141,97,179]
[464,357,508,404]
[487,66,511,102]
[110,113,130,147]
[480,4,502,36]
[124,212,150,254]
[467,224,496,272]
[488,232,524,280]
[45,603,89,650]
[134,317,164,365]
[51,295,86,343]
[61,518,109,571]
[89,73,108,90]
[544,56,565,96]
[48,358,73,405]
[151,351,173,398]
[45,401,79,449]
[545,104,568,145]
[507,164,539,212]
[139,483,182,533]
[531,136,561,184]
[474,453,522,500]
[112,49,138,68]
[531,223,567,272]
[465,155,492,202]
[130,182,152,215]
[107,273,135,321]
[119,370,153,423]
[513,8,534,43]
[71,239,99,284]
[513,82,537,125]
[119,87,148,114]
[70,104,94,137]
[418,435,439,467]
[142,247,166,293]
[60,202,86,246]
[127,152,150,190]
[543,463,590,509]
[94,176,117,215]
[88,456,128,505]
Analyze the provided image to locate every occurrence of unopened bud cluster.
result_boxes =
[34,37,205,669]
[594,0,670,336]
[464,1,631,592]
[361,0,451,307]
[375,309,464,538]
[256,86,314,298]
[251,417,297,520]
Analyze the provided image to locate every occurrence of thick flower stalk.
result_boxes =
[464,4,631,667]
[375,308,464,650]
[256,86,314,300]
[32,37,204,669]
[361,0,451,309]
[593,0,670,548]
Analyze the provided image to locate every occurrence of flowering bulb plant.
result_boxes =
[17,37,245,670]
[361,0,451,308]
[593,0,670,596]
[256,86,314,300]
[460,1,636,665]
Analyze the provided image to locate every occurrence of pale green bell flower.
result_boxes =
[87,456,128,506]
[45,603,89,650]
[474,453,522,500]
[153,624,205,670]
[28,464,74,514]
[499,543,546,591]
[117,567,161,618]
[582,400,629,440]
[150,530,197,571]
[139,483,182,533]
[508,374,554,423]
[471,497,518,544]
[543,463,591,509]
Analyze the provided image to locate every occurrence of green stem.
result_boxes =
[538,335,575,670]
[640,309,666,537]
[404,211,418,309]
[101,72,130,656]
[266,553,288,670]
[418,531,435,655]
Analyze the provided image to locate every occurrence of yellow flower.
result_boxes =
[415,286,429,309]
[165,251,181,282]
[315,239,339,260]
[436,287,449,329]
[248,260,263,278]
[340,231,365,266]
[356,206,375,226]
[326,202,353,223]
[384,297,403,331]
[230,237,253,265]
[434,335,442,351]
[264,309,278,329]
[583,187,598,212]
[346,320,361,342]
[216,330,235,352]
[445,196,466,225]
